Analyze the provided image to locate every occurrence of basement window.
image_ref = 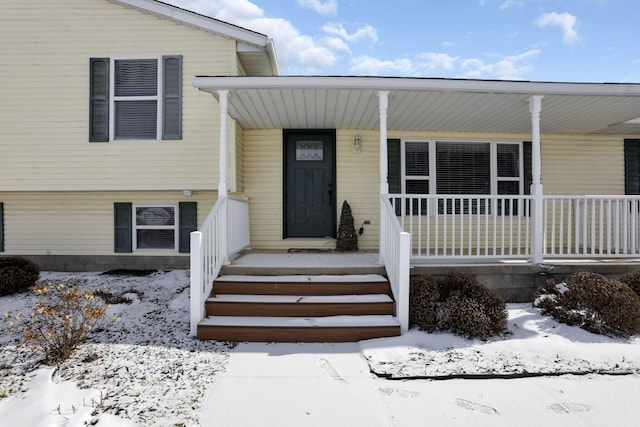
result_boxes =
[134,205,178,250]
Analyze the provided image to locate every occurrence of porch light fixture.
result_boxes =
[353,134,361,153]
[183,190,193,197]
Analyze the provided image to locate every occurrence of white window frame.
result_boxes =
[133,204,178,251]
[401,139,524,196]
[109,55,163,141]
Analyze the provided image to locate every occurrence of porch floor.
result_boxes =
[223,250,384,276]
[228,249,640,268]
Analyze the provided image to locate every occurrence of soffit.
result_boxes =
[194,77,640,135]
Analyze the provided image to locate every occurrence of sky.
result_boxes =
[164,0,640,83]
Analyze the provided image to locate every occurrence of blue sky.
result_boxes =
[166,0,640,82]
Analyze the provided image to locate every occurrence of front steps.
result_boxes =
[197,274,401,342]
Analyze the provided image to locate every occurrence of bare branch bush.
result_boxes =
[4,277,117,365]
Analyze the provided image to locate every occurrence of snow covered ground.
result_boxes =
[1,270,639,426]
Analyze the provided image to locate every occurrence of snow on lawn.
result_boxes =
[1,270,640,426]
[0,270,230,426]
[361,304,640,379]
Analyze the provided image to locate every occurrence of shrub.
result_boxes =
[619,271,640,299]
[439,273,508,339]
[409,275,439,332]
[409,273,508,339]
[535,272,640,338]
[0,256,40,297]
[4,277,116,364]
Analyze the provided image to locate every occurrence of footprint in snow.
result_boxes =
[548,402,591,414]
[318,358,346,383]
[378,387,419,398]
[455,398,499,415]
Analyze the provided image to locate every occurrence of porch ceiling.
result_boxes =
[193,76,640,135]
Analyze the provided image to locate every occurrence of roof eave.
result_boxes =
[192,75,640,97]
[112,0,271,48]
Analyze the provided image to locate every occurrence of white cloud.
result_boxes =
[350,56,414,76]
[322,36,351,52]
[161,0,542,78]
[322,23,378,43]
[165,0,339,73]
[461,49,541,80]
[500,0,524,10]
[297,0,338,15]
[535,12,580,44]
[417,53,459,73]
[441,41,455,48]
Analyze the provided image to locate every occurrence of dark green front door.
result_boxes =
[284,130,336,238]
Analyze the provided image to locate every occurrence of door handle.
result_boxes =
[328,183,333,206]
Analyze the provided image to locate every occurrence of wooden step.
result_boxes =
[199,273,400,342]
[205,294,395,317]
[197,315,401,342]
[213,274,391,296]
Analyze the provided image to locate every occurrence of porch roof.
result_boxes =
[193,75,640,135]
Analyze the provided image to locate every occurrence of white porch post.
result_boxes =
[217,90,229,264]
[529,95,544,263]
[378,90,389,262]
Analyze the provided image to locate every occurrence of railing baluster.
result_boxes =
[390,194,640,261]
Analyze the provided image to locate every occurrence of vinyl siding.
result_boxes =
[335,130,381,250]
[540,135,623,195]
[0,0,236,192]
[234,122,245,193]
[243,130,285,249]
[243,129,382,251]
[241,129,628,250]
[0,191,217,255]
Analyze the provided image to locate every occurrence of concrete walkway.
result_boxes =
[199,342,640,427]
[199,342,393,427]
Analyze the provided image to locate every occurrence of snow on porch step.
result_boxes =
[213,274,391,296]
[216,274,389,283]
[209,294,393,303]
[205,293,395,317]
[197,315,401,342]
[201,314,399,327]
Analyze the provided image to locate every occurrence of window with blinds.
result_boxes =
[134,205,178,250]
[89,56,182,142]
[436,142,490,194]
[114,59,159,140]
[402,140,523,214]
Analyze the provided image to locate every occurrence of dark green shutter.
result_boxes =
[0,202,4,252]
[114,203,132,253]
[387,139,401,193]
[387,139,402,215]
[89,58,110,142]
[625,139,640,194]
[162,55,182,140]
[523,141,532,195]
[179,202,197,253]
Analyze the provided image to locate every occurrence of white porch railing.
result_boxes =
[228,196,251,255]
[190,196,250,336]
[380,195,411,333]
[543,195,640,257]
[390,194,533,259]
[389,194,640,260]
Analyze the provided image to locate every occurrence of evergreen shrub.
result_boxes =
[409,273,508,339]
[535,272,640,338]
[0,256,40,297]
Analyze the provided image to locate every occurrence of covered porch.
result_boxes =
[188,76,640,339]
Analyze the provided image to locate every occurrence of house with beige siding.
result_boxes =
[0,0,277,271]
[3,0,640,341]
